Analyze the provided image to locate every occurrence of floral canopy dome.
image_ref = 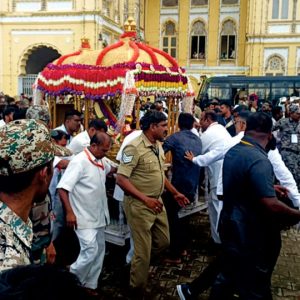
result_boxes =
[36,18,194,129]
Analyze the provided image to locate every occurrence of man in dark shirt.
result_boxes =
[163,113,202,263]
[210,112,300,300]
[219,101,236,137]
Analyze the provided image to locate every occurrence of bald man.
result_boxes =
[58,132,115,296]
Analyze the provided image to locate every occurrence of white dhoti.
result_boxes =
[70,227,106,289]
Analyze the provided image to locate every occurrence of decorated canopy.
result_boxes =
[35,18,194,130]
[37,18,192,99]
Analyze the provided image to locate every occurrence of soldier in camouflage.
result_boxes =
[274,103,300,190]
[26,105,72,264]
[26,105,51,127]
[0,119,69,272]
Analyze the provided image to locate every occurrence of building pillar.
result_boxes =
[144,0,160,48]
[288,46,297,75]
[238,0,248,67]
[207,0,220,66]
[178,0,189,66]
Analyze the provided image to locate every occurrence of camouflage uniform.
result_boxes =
[0,202,33,272]
[26,105,51,127]
[0,119,70,269]
[274,106,300,190]
[30,195,52,264]
[25,108,71,263]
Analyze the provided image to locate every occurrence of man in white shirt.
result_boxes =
[197,110,232,244]
[68,119,107,154]
[54,109,82,144]
[186,111,300,207]
[57,132,114,296]
[178,111,300,300]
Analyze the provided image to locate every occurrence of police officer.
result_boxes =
[274,103,300,189]
[116,110,189,298]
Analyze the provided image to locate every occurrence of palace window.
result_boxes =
[265,55,285,76]
[220,20,236,60]
[272,0,289,19]
[13,0,43,11]
[222,0,239,4]
[190,21,206,59]
[162,21,177,58]
[162,0,178,7]
[191,0,208,5]
[13,0,73,11]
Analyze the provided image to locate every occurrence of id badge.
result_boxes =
[291,134,298,144]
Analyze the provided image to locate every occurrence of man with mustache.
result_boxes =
[117,110,189,299]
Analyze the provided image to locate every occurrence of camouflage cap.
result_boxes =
[289,103,300,114]
[0,119,70,176]
[26,105,51,126]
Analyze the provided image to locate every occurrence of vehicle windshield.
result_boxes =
[198,76,300,109]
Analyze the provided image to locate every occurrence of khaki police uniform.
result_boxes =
[117,133,170,289]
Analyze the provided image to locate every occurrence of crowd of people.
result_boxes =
[0,92,300,300]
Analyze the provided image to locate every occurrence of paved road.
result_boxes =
[98,211,300,299]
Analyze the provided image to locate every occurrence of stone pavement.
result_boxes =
[97,211,300,300]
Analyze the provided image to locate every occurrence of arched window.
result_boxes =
[190,21,206,59]
[222,0,239,4]
[162,0,178,7]
[220,20,236,60]
[162,21,177,58]
[191,0,208,5]
[272,0,289,19]
[265,55,285,76]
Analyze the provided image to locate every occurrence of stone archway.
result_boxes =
[18,44,61,96]
[19,44,61,75]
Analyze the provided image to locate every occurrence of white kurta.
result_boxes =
[68,130,90,155]
[200,122,232,243]
[57,148,111,289]
[57,148,111,229]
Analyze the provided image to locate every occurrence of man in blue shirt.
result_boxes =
[163,113,202,263]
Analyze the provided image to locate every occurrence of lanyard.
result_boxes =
[151,146,162,170]
[84,149,104,170]
[151,146,159,157]
[240,140,254,147]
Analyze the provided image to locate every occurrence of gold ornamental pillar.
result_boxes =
[167,97,173,136]
[52,96,57,128]
[135,97,140,129]
[84,98,90,129]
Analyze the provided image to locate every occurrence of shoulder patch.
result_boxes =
[122,152,134,164]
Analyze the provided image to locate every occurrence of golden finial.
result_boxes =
[80,38,91,49]
[124,17,136,32]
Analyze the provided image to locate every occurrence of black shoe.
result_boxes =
[127,287,145,300]
[176,284,193,300]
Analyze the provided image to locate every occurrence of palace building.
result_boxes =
[0,0,145,97]
[144,0,300,94]
[0,0,299,97]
